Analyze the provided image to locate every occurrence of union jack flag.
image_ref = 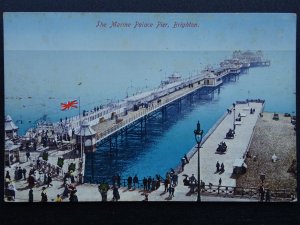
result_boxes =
[61,100,78,111]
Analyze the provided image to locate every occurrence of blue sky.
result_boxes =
[4,13,296,51]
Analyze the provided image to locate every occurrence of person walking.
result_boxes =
[259,185,265,202]
[28,175,35,188]
[219,177,222,186]
[171,185,175,197]
[47,173,53,187]
[41,187,48,202]
[26,151,30,162]
[216,161,220,173]
[151,179,156,191]
[164,178,169,192]
[113,186,120,201]
[18,167,23,180]
[29,188,33,202]
[143,177,147,191]
[127,176,132,189]
[70,171,75,183]
[220,163,225,173]
[133,175,138,188]
[168,185,172,198]
[22,168,27,180]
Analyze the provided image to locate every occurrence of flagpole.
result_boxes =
[79,97,83,159]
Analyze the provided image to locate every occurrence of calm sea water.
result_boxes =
[4,50,296,181]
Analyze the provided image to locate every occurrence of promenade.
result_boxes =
[183,101,264,188]
[5,101,267,202]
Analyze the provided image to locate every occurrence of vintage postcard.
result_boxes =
[3,13,296,202]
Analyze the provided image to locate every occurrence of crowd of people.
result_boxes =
[4,155,81,202]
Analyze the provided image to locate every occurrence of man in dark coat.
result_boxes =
[164,178,169,192]
[143,177,147,191]
[26,151,30,162]
[220,163,225,173]
[127,176,132,189]
[29,188,33,202]
[41,187,48,202]
[47,174,53,187]
[216,161,220,172]
[113,186,120,201]
[22,168,27,180]
[219,177,222,186]
[133,175,138,188]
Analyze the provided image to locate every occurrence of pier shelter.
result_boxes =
[5,115,18,140]
[75,120,96,153]
[203,72,221,86]
[5,137,20,166]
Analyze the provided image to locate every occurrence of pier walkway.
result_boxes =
[92,75,208,143]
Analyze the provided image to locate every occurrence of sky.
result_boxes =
[3,13,296,51]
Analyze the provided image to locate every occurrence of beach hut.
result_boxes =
[75,119,96,153]
[5,115,18,140]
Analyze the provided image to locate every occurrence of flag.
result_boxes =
[61,100,78,111]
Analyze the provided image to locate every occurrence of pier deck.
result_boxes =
[92,77,208,142]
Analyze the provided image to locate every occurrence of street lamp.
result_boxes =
[233,103,236,130]
[194,121,204,202]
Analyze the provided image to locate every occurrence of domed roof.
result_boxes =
[75,120,96,136]
[5,115,13,122]
[205,72,216,78]
[5,115,18,131]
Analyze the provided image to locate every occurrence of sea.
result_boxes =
[4,50,296,182]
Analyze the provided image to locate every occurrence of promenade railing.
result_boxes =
[82,175,296,201]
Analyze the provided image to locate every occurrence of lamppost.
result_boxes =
[194,121,203,202]
[233,103,236,130]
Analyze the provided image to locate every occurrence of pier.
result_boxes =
[48,50,270,154]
